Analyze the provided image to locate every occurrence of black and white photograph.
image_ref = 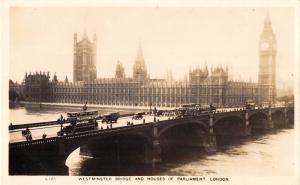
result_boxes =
[2,0,299,184]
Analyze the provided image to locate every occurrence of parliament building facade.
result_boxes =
[21,16,277,108]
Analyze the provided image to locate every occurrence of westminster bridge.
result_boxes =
[9,106,294,175]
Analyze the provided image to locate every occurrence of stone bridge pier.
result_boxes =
[284,107,294,128]
[151,126,162,169]
[244,111,252,136]
[204,113,217,153]
[267,108,274,129]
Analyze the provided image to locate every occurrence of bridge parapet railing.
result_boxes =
[8,113,135,131]
[10,122,153,146]
[9,120,69,131]
[153,114,210,126]
[9,137,58,149]
[63,123,152,140]
[61,116,204,141]
[61,117,193,141]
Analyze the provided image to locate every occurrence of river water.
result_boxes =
[9,107,295,176]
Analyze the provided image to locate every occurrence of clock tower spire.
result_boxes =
[258,14,277,104]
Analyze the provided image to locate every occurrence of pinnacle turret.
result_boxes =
[133,40,148,81]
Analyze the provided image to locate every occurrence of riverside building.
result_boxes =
[20,16,276,108]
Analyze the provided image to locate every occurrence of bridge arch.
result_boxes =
[158,120,208,138]
[213,115,246,140]
[248,111,269,131]
[271,110,285,128]
[213,114,244,126]
[249,110,268,119]
[286,109,294,126]
[63,131,153,169]
[157,120,208,161]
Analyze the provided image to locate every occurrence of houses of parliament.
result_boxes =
[19,15,277,108]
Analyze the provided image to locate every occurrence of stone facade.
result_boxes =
[258,15,277,104]
[23,66,259,107]
[21,16,276,107]
[73,33,97,83]
[23,72,51,102]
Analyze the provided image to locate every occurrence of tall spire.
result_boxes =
[53,72,58,83]
[263,13,273,33]
[65,76,69,83]
[115,60,125,79]
[136,39,144,60]
[265,11,271,23]
[74,33,77,46]
[83,31,87,39]
[133,39,147,81]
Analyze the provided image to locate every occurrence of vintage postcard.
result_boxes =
[1,0,299,185]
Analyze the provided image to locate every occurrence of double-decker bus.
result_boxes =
[57,110,99,136]
[177,103,216,117]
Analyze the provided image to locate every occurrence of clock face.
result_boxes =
[261,42,269,51]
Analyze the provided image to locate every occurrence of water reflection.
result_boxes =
[66,129,293,176]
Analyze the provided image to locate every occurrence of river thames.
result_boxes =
[9,107,295,176]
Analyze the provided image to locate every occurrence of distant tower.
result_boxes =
[166,69,173,82]
[64,76,69,83]
[52,73,58,84]
[258,14,277,104]
[115,61,125,79]
[133,41,148,82]
[73,32,97,83]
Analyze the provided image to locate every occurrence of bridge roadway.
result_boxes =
[9,106,294,175]
[9,107,245,143]
[9,114,171,143]
[9,106,291,144]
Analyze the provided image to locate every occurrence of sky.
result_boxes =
[9,7,295,89]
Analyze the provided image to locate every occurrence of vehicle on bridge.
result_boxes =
[208,104,216,113]
[245,100,256,110]
[57,110,99,136]
[66,110,100,123]
[156,110,164,116]
[57,120,98,136]
[21,127,32,141]
[177,103,215,117]
[198,104,212,114]
[261,101,271,108]
[21,128,30,136]
[132,112,144,120]
[102,112,120,123]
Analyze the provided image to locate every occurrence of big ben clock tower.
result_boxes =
[258,14,277,104]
